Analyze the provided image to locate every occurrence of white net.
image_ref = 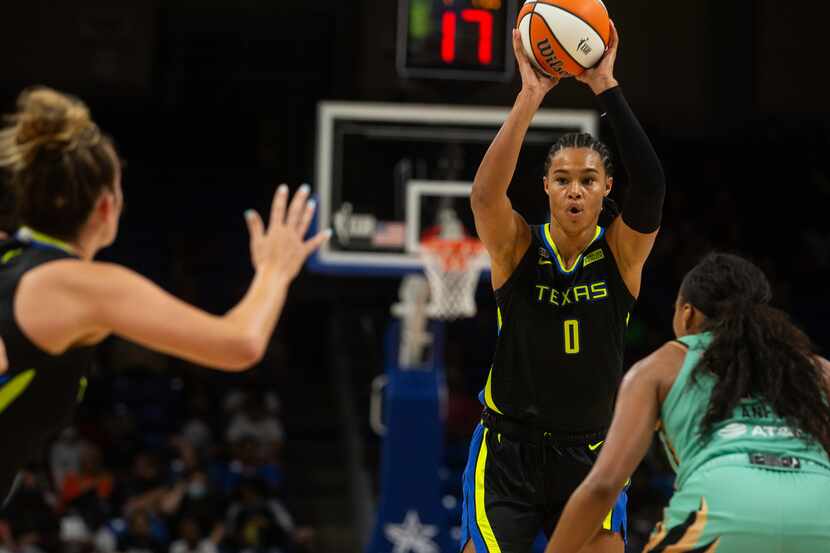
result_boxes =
[420,238,487,320]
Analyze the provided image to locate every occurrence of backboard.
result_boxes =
[311,101,597,275]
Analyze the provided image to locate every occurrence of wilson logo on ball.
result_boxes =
[536,38,566,74]
[577,38,592,55]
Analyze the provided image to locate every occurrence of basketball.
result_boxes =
[517,0,611,78]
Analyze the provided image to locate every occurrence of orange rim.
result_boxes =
[421,238,485,272]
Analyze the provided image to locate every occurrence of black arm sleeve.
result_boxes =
[597,86,665,233]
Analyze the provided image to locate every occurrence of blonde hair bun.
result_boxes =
[0,86,100,168]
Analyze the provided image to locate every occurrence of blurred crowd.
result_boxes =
[0,369,314,553]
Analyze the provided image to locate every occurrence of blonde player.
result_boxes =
[0,87,328,502]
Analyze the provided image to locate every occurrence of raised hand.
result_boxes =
[576,19,620,95]
[244,184,331,279]
[512,29,560,99]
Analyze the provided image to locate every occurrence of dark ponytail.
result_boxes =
[681,253,830,455]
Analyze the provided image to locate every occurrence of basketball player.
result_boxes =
[0,87,329,502]
[546,253,830,552]
[460,23,665,553]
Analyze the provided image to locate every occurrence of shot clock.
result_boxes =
[397,0,517,81]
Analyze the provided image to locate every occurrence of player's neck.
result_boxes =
[72,225,105,261]
[548,220,598,267]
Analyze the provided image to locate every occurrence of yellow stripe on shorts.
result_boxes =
[602,509,613,531]
[475,428,501,553]
[0,369,36,414]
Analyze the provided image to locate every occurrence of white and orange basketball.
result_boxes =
[516,0,611,78]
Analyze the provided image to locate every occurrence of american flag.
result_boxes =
[371,222,406,248]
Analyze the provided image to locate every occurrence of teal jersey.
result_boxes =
[659,332,830,489]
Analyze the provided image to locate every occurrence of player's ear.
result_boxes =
[682,304,694,332]
[543,176,550,196]
[94,191,116,222]
[604,176,613,197]
[682,303,705,334]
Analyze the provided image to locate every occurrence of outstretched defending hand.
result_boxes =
[512,29,560,99]
[576,19,620,95]
[244,184,331,279]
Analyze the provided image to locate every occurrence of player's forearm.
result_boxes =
[471,91,544,207]
[223,264,291,367]
[597,86,665,233]
[544,482,619,553]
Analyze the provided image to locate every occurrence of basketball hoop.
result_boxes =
[420,236,487,320]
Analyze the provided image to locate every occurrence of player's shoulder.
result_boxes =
[19,259,133,297]
[624,341,689,403]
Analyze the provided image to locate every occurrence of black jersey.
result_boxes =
[479,223,635,434]
[0,231,94,500]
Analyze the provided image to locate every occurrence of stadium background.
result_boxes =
[0,1,828,552]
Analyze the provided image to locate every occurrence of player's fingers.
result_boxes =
[304,228,332,256]
[286,184,310,230]
[298,197,317,238]
[608,20,619,51]
[512,29,523,57]
[512,29,531,70]
[269,184,289,228]
[244,209,265,242]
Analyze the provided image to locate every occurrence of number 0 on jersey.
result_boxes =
[564,320,580,354]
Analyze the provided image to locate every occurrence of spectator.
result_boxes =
[225,478,313,553]
[116,510,165,553]
[61,442,114,510]
[0,470,59,553]
[219,437,283,496]
[118,453,168,517]
[50,427,83,490]
[180,392,216,457]
[165,441,224,525]
[226,394,284,459]
[60,442,116,540]
[168,516,222,553]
